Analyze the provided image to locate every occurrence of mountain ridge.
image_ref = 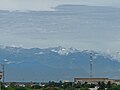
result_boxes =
[0,46,120,81]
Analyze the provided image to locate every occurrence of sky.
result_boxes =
[0,0,120,53]
[1,0,120,82]
[0,0,120,11]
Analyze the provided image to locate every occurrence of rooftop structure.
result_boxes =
[74,78,120,84]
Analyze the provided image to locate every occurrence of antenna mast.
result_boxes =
[90,52,93,78]
[1,64,5,84]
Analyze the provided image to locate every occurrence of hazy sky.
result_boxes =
[0,0,120,54]
[0,0,120,11]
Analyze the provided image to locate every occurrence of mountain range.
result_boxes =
[0,4,120,82]
[0,46,120,82]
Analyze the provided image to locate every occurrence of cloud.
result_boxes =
[0,0,58,11]
[0,0,120,11]
[0,5,120,53]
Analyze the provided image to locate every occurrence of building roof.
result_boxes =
[74,78,109,81]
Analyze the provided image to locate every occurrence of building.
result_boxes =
[74,78,120,84]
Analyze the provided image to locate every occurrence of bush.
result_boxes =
[15,87,28,90]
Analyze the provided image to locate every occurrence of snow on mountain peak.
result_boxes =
[97,51,120,62]
[35,51,45,55]
[108,52,120,62]
[51,46,79,55]
[1,45,120,62]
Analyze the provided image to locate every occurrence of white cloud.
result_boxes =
[0,0,120,11]
[0,3,120,53]
[0,0,58,11]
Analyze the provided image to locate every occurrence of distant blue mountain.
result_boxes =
[0,46,120,82]
[0,5,120,82]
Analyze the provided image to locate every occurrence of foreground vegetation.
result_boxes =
[1,81,120,90]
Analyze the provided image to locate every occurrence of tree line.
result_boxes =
[1,81,120,90]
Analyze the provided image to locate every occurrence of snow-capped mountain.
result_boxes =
[50,46,79,55]
[0,46,120,82]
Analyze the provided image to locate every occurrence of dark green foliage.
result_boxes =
[31,85,41,89]
[63,82,73,89]
[106,81,112,88]
[9,82,17,87]
[107,84,120,90]
[2,87,14,90]
[74,82,81,88]
[62,86,76,90]
[97,81,105,90]
[90,84,96,88]
[48,81,55,87]
[3,81,120,90]
[80,87,89,90]
[43,87,59,90]
[15,87,28,90]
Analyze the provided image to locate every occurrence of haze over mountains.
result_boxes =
[0,5,120,81]
[0,46,120,82]
[0,5,120,52]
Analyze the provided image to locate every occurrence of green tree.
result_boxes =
[80,87,89,90]
[106,81,112,88]
[74,82,81,88]
[97,81,105,90]
[90,84,96,88]
[15,87,28,90]
[9,82,16,88]
[82,82,90,88]
[107,84,120,90]
[31,84,41,89]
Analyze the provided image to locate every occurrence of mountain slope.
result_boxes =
[0,46,120,81]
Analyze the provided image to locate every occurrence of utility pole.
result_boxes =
[1,64,5,85]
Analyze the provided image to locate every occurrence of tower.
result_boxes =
[89,52,93,78]
[1,64,5,84]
